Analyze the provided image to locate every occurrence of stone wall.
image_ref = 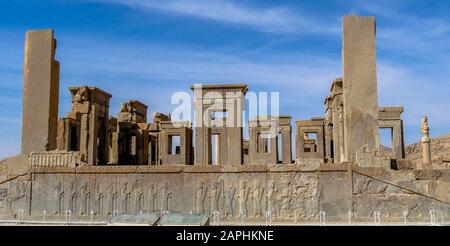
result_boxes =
[1,162,449,224]
[351,167,450,222]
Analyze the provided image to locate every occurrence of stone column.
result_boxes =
[342,15,380,163]
[392,121,404,160]
[227,127,242,165]
[21,29,60,154]
[110,132,119,164]
[419,116,432,169]
[87,104,98,165]
[79,113,90,163]
[331,78,344,163]
[281,128,292,164]
[214,133,220,165]
[194,127,211,165]
[324,96,333,162]
[193,84,210,165]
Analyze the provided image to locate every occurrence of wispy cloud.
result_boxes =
[56,32,339,112]
[340,0,450,142]
[87,0,338,34]
[354,0,450,60]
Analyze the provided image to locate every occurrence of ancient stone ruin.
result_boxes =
[1,16,450,225]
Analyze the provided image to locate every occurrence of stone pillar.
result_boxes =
[279,116,292,164]
[194,127,211,165]
[324,96,333,162]
[342,15,380,162]
[419,116,432,169]
[215,133,220,165]
[281,129,291,164]
[110,132,119,164]
[88,104,98,165]
[79,113,90,161]
[193,84,210,165]
[21,29,60,154]
[331,78,344,163]
[56,118,70,151]
[227,127,242,165]
[392,121,404,159]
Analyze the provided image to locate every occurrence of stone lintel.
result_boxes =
[190,83,248,93]
[379,106,404,120]
[160,121,192,129]
[296,119,325,127]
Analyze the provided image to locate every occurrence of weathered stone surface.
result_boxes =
[191,84,247,165]
[21,29,59,154]
[249,116,292,165]
[1,164,449,223]
[378,107,405,159]
[342,15,380,163]
[296,118,325,161]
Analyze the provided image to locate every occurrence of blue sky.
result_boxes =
[1,0,450,158]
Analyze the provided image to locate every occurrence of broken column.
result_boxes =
[342,15,380,163]
[419,116,432,169]
[21,29,60,154]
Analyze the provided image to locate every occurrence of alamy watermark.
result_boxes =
[170,84,280,136]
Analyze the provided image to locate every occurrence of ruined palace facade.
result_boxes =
[1,16,450,224]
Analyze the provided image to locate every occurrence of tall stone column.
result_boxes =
[419,116,432,169]
[21,29,60,154]
[342,15,380,163]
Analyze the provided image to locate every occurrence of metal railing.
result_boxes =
[1,207,448,226]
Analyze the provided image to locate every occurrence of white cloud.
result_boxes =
[354,0,450,59]
[377,60,450,144]
[87,0,337,34]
